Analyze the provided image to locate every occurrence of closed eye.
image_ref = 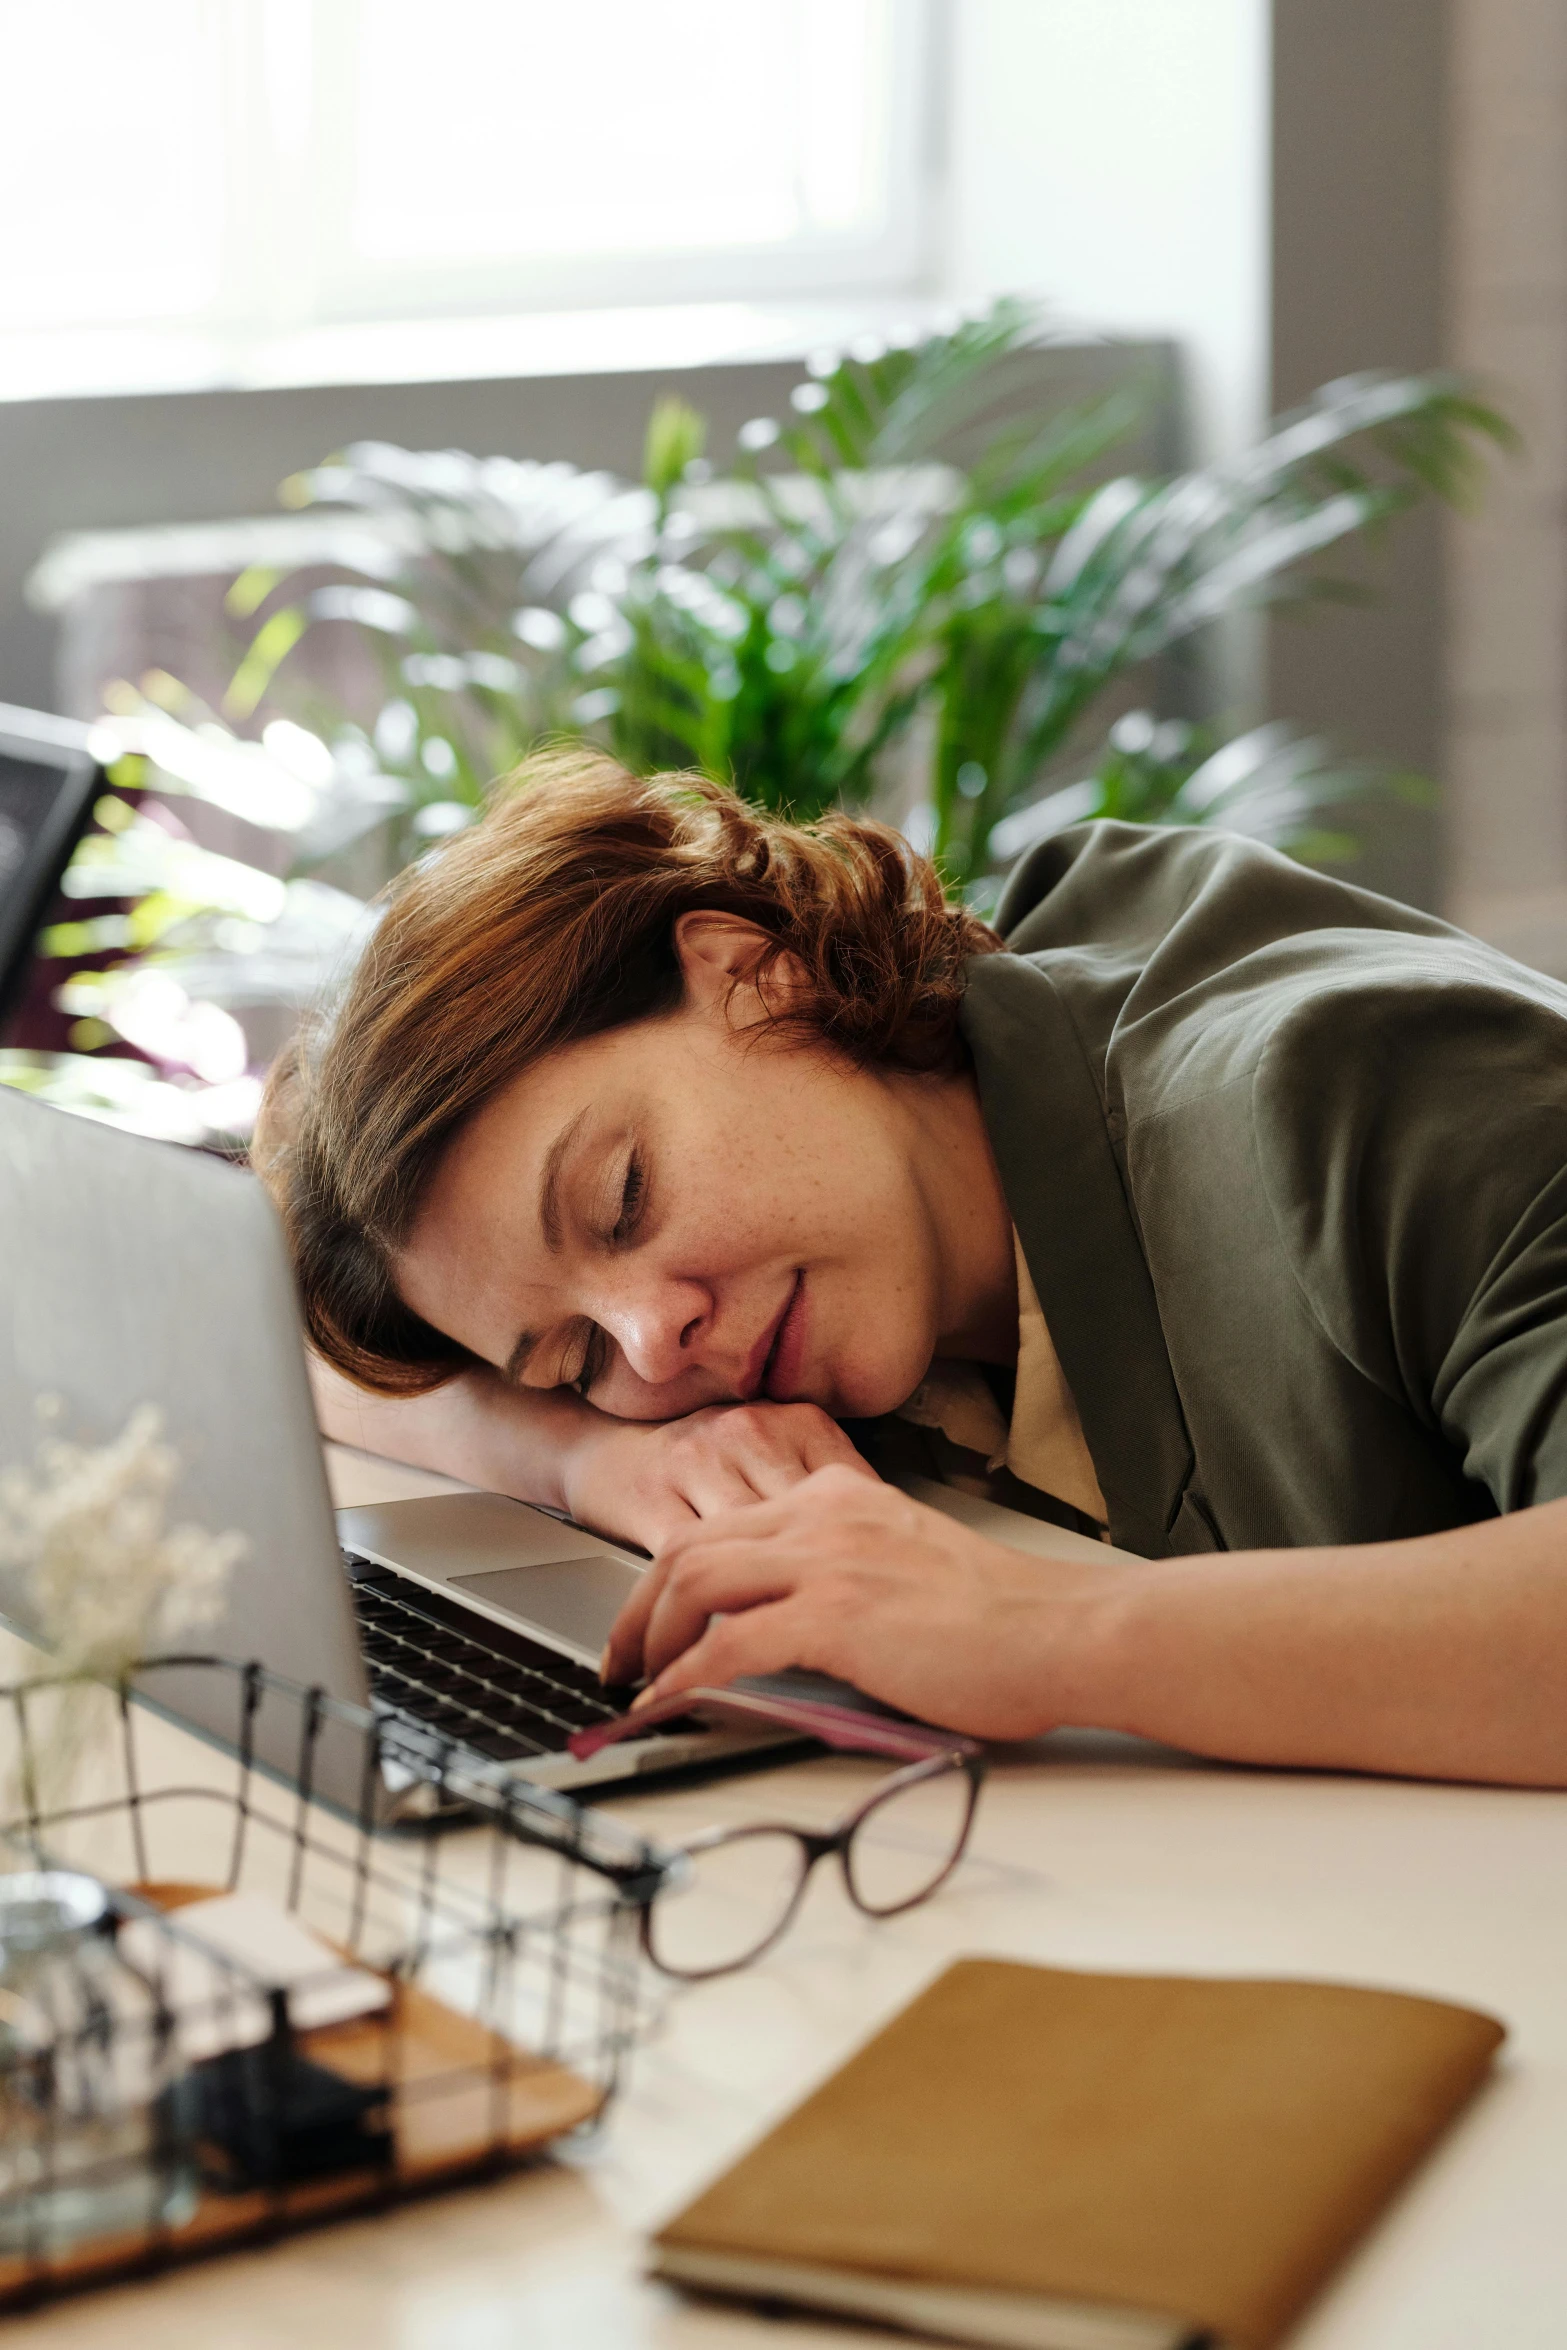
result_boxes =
[612,1150,647,1245]
[571,1323,609,1398]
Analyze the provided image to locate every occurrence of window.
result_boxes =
[0,1,227,331]
[0,0,931,366]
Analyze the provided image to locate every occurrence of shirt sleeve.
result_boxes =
[1254,960,1567,1512]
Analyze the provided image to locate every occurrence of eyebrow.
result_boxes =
[539,1108,587,1254]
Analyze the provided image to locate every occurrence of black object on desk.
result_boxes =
[190,2043,393,2189]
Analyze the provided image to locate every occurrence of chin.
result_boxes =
[823,1342,934,1422]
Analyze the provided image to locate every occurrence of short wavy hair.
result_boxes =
[256,744,1001,1395]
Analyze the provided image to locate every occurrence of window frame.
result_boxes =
[229,0,939,342]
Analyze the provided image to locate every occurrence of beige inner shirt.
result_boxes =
[895,1231,1108,1525]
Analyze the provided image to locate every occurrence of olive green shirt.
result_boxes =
[961,821,1567,1558]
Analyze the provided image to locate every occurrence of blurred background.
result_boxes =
[0,0,1557,1146]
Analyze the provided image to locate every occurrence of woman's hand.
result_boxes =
[308,1349,873,1555]
[310,1354,868,1553]
[560,1403,879,1554]
[605,1473,1567,1788]
[601,1465,1126,1738]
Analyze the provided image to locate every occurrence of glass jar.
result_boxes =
[0,1870,196,2256]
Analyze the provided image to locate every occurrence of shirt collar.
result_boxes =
[958,951,1194,1556]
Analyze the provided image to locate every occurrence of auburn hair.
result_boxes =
[255,744,1001,1395]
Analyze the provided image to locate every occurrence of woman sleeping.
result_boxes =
[254,745,1567,1785]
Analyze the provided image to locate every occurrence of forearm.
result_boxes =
[307,1354,597,1513]
[1083,1498,1567,1786]
[307,1359,871,1555]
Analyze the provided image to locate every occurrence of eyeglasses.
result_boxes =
[637,1748,986,1981]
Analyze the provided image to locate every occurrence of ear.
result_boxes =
[671,910,807,1022]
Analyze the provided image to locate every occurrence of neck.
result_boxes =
[901,1065,1019,1365]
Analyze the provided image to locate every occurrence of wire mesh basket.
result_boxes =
[0,1655,670,2308]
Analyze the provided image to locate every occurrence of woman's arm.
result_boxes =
[308,1355,876,1552]
[1100,1502,1567,1784]
[604,1469,1567,1787]
[309,1353,590,1511]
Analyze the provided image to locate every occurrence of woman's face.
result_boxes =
[394,915,1016,1422]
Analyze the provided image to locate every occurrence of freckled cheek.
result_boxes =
[695,1159,814,1264]
[647,1165,785,1280]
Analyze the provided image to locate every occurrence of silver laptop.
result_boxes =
[0,1083,796,1807]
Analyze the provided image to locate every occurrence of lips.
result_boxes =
[739,1271,805,1403]
[762,1270,807,1402]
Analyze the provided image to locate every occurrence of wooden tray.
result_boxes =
[0,1881,602,2303]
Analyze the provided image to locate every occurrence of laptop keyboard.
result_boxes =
[343,1553,633,1764]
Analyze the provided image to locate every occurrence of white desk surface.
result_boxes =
[11,1445,1567,2349]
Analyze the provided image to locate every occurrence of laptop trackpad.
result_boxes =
[451,1559,643,1656]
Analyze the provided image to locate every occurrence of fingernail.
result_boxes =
[629,1683,658,1712]
[598,1643,611,1683]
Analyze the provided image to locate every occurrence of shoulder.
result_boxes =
[1118,901,1567,1197]
[979,822,1493,1124]
[979,817,1567,1155]
[993,819,1460,969]
[1249,942,1567,1206]
[1239,952,1567,1428]
[984,819,1567,1227]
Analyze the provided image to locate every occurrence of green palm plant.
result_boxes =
[219,301,1509,892]
[922,368,1501,891]
[598,306,1144,821]
[592,313,1505,891]
[989,710,1425,872]
[221,447,653,845]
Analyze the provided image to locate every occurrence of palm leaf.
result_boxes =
[212,307,1506,899]
[990,710,1428,877]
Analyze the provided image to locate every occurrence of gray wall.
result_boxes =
[1443,0,1567,978]
[0,362,809,717]
[0,340,1169,721]
[1268,0,1450,911]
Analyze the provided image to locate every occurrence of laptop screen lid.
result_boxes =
[0,1086,371,1770]
[0,705,103,1032]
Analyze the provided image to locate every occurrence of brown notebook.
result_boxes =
[653,1957,1503,2350]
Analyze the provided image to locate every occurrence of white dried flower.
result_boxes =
[0,1402,245,1816]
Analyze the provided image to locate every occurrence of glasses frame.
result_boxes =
[637,1747,987,1983]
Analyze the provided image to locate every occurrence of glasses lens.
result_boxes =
[647,1828,810,1979]
[844,1764,976,1917]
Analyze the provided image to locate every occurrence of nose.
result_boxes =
[597,1272,712,1391]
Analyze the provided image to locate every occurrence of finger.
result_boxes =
[640,1539,815,1681]
[679,1406,853,1504]
[646,1467,846,1560]
[798,1419,882,1479]
[719,1442,816,1502]
[626,1488,702,1553]
[636,1596,833,1707]
[602,1471,800,1683]
[601,1550,677,1686]
[674,1456,775,1517]
[604,1464,879,1681]
[732,1423,879,1499]
[711,1405,877,1482]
